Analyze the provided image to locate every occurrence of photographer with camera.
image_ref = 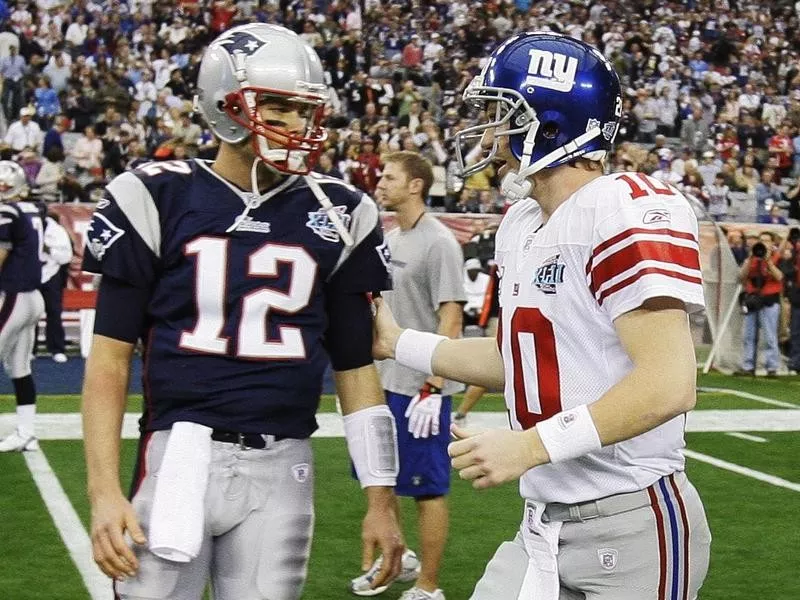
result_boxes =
[738,231,784,376]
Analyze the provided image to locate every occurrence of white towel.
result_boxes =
[517,500,563,600]
[148,421,212,563]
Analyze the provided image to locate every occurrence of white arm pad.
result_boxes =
[394,329,447,376]
[536,404,602,463]
[343,404,399,488]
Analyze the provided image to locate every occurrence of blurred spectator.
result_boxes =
[632,88,658,143]
[0,44,25,120]
[680,106,712,154]
[210,0,238,34]
[4,106,42,152]
[728,229,747,265]
[759,203,789,225]
[401,34,423,70]
[705,172,731,221]
[18,148,41,186]
[42,52,70,93]
[462,258,490,328]
[755,168,785,219]
[171,110,202,157]
[768,125,794,178]
[398,101,424,134]
[698,150,722,186]
[71,125,103,178]
[315,151,344,179]
[33,76,60,128]
[34,145,66,202]
[735,155,760,193]
[350,137,381,195]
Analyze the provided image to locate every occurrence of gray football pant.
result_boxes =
[0,290,44,379]
[118,432,314,600]
[471,472,711,600]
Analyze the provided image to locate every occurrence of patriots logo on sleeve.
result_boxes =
[375,240,391,270]
[87,213,125,261]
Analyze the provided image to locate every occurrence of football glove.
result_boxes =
[404,383,443,439]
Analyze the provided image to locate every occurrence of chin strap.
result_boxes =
[501,128,604,203]
[305,174,355,247]
[225,158,262,233]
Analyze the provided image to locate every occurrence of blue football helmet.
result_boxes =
[454,32,622,200]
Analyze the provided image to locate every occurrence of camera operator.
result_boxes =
[738,231,784,376]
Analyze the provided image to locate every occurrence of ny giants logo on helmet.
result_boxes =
[524,49,578,93]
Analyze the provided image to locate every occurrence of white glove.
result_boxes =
[404,384,443,439]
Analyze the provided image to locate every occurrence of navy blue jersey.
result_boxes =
[82,159,391,438]
[0,201,43,293]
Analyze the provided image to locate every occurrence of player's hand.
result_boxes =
[449,425,539,489]
[404,384,443,438]
[89,491,147,581]
[371,296,403,360]
[361,489,404,591]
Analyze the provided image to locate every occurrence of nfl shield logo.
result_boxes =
[597,548,618,571]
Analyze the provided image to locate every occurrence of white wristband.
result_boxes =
[343,405,399,488]
[536,404,602,463]
[394,329,447,376]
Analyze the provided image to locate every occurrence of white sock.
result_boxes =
[17,404,36,435]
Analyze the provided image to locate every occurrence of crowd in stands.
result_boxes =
[0,0,798,218]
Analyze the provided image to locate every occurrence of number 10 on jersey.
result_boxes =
[508,307,562,429]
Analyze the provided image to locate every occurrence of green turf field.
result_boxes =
[0,372,798,599]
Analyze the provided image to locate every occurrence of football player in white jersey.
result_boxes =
[372,32,711,600]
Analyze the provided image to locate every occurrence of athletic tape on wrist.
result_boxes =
[394,329,447,376]
[343,405,399,488]
[536,404,602,463]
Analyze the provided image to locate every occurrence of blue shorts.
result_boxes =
[387,391,451,498]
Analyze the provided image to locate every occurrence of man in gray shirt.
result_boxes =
[351,151,465,600]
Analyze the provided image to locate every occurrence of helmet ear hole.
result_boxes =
[541,121,559,140]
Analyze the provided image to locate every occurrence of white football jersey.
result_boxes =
[494,172,705,504]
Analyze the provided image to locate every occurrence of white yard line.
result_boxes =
[725,432,768,443]
[684,449,800,492]
[3,409,800,439]
[23,450,112,600]
[698,386,800,409]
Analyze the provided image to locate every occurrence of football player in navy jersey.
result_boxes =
[81,23,404,600]
[0,161,45,452]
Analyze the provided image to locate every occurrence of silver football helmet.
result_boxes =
[195,23,329,175]
[0,160,29,201]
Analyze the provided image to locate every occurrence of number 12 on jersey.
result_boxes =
[179,237,317,359]
[508,307,562,429]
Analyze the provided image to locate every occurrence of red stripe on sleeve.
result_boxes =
[590,240,700,296]
[597,267,702,306]
[586,228,698,275]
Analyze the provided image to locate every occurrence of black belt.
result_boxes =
[210,430,285,450]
